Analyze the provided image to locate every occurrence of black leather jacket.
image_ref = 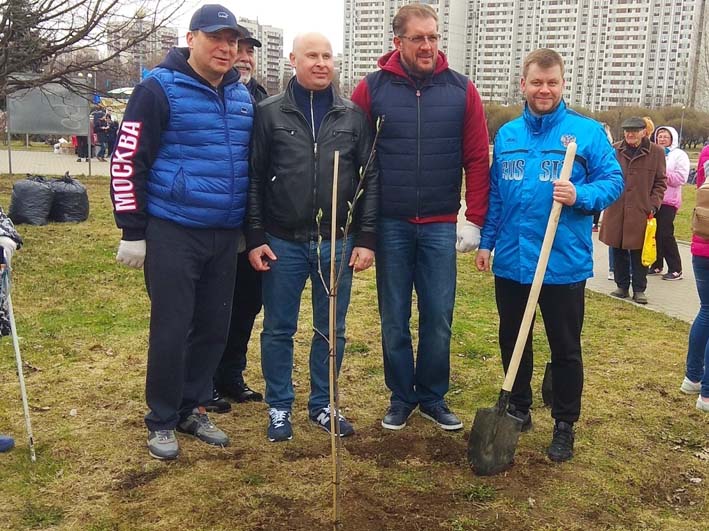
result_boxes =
[246,78,379,250]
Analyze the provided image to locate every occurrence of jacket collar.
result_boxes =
[522,100,567,133]
[280,76,345,114]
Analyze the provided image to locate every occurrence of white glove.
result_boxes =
[0,236,17,265]
[116,240,146,269]
[456,221,481,253]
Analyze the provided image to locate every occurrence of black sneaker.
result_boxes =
[547,421,574,462]
[507,404,533,432]
[267,408,292,442]
[204,387,232,414]
[177,407,229,446]
[218,381,263,403]
[381,404,414,430]
[310,406,355,437]
[419,403,463,431]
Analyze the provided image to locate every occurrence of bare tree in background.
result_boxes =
[0,0,186,99]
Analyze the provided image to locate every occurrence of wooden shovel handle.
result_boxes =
[501,142,577,393]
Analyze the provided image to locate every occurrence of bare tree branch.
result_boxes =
[1,0,187,99]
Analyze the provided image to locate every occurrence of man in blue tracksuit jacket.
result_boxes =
[109,4,253,460]
[476,49,624,463]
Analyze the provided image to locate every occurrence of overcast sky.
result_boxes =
[176,0,345,55]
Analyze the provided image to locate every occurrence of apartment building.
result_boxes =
[342,0,708,111]
[239,18,284,95]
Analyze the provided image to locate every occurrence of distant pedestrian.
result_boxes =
[649,126,689,280]
[599,116,666,305]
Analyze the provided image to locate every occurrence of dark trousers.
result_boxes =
[613,248,647,292]
[143,217,239,431]
[495,276,585,423]
[215,250,262,387]
[652,204,682,274]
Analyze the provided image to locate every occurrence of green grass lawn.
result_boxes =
[0,176,707,530]
[675,184,696,242]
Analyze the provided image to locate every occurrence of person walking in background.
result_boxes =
[351,2,490,432]
[247,33,378,443]
[649,126,688,280]
[476,48,623,462]
[683,154,709,413]
[110,4,253,460]
[599,116,666,305]
[206,31,268,413]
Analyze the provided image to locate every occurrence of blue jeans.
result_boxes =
[260,234,353,414]
[376,218,456,409]
[687,255,709,397]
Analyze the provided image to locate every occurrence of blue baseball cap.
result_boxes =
[189,4,247,36]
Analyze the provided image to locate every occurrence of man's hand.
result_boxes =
[249,244,277,271]
[552,180,577,206]
[349,247,374,273]
[0,236,17,265]
[116,240,146,269]
[456,221,481,253]
[475,249,491,272]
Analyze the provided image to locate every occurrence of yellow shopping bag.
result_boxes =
[641,214,657,267]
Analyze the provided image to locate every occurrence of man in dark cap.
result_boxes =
[600,116,667,304]
[110,4,253,460]
[207,31,268,412]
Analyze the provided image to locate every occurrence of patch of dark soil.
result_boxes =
[344,425,467,467]
[282,441,330,461]
[638,466,704,508]
[114,468,166,491]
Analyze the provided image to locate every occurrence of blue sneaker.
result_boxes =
[419,402,463,431]
[0,434,15,453]
[310,406,355,437]
[381,404,414,430]
[267,408,292,442]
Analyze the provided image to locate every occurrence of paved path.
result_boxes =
[588,232,697,323]
[3,150,700,323]
[1,149,110,177]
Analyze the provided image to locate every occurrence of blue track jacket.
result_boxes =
[480,101,624,285]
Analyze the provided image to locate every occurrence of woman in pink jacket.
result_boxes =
[683,144,709,412]
[650,126,689,279]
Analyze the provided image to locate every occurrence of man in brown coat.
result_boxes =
[599,116,666,304]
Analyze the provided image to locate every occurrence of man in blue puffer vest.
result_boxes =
[110,4,253,460]
[476,49,624,463]
[352,3,490,432]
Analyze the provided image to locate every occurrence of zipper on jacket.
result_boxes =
[416,88,421,219]
[310,90,319,241]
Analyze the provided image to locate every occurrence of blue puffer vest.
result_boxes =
[146,68,253,229]
[366,68,468,219]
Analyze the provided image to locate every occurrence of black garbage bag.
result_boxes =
[8,175,54,225]
[49,173,90,222]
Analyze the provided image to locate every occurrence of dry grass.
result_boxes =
[0,175,708,530]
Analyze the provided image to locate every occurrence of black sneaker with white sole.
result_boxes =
[507,404,533,432]
[267,408,293,442]
[419,403,463,431]
[381,404,414,430]
[310,406,355,437]
[204,387,232,414]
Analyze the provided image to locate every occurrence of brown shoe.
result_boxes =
[633,291,648,305]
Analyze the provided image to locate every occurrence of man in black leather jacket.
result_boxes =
[247,32,379,443]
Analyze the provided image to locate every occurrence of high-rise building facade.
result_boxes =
[342,0,708,111]
[238,18,284,95]
[342,0,469,94]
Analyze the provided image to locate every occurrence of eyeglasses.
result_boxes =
[398,34,441,45]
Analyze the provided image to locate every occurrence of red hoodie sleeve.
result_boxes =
[351,77,373,125]
[462,81,490,227]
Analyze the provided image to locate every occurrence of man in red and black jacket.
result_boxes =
[351,2,489,432]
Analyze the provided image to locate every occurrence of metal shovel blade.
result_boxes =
[467,401,523,476]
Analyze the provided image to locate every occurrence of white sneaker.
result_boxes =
[696,396,709,412]
[607,270,614,280]
[680,377,701,395]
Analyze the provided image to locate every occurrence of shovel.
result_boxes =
[467,141,577,476]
